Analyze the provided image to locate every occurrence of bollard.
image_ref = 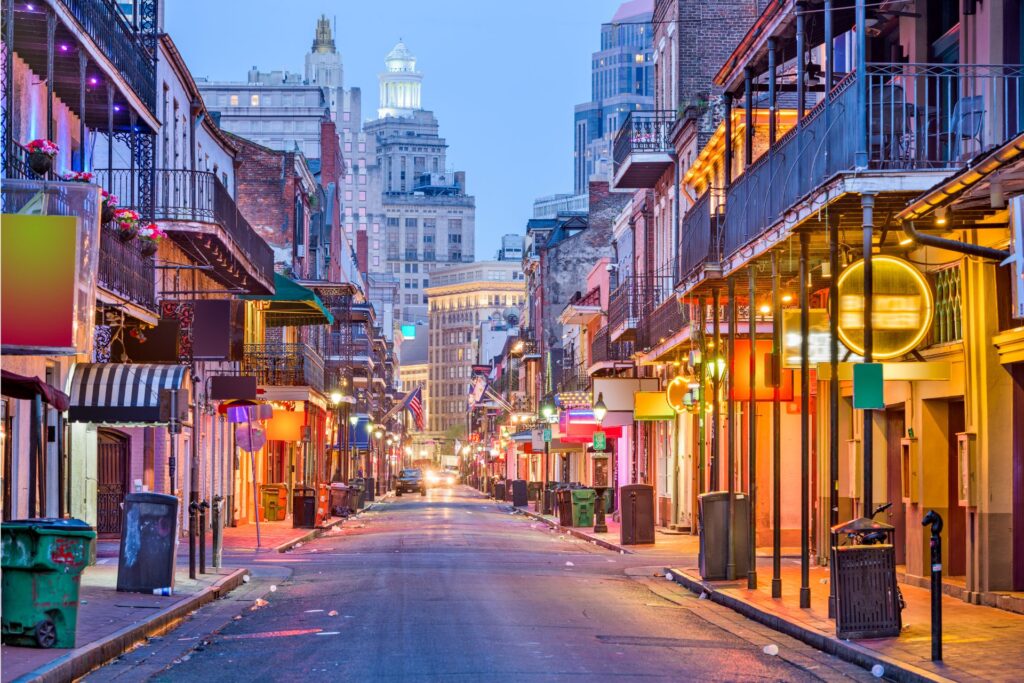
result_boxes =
[188,500,199,579]
[199,499,210,574]
[212,495,223,569]
[922,510,944,662]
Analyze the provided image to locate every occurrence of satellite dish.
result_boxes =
[235,424,267,452]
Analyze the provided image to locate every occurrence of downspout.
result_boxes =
[902,222,1011,262]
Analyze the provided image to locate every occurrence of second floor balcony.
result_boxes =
[98,223,156,313]
[95,168,274,294]
[612,111,676,189]
[242,343,325,394]
[589,325,633,371]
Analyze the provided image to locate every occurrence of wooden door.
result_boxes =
[947,400,967,577]
[885,408,907,564]
[97,430,128,536]
[1013,363,1024,590]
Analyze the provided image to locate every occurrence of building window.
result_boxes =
[230,95,238,106]
[250,94,260,106]
[358,191,366,201]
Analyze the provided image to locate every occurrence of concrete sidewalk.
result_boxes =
[513,502,1024,683]
[2,501,390,683]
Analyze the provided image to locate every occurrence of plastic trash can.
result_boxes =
[571,489,596,527]
[117,492,178,594]
[493,481,506,500]
[261,485,287,522]
[527,481,542,502]
[330,483,351,516]
[697,491,750,580]
[556,488,573,526]
[1,518,96,648]
[511,480,528,507]
[350,479,366,509]
[292,486,316,529]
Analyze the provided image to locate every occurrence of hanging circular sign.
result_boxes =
[666,376,689,413]
[835,255,933,360]
[235,425,266,452]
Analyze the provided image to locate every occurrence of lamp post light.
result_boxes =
[540,400,555,515]
[330,392,343,482]
[592,393,609,533]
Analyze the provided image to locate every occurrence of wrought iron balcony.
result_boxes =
[678,190,724,289]
[612,111,676,189]
[559,286,603,326]
[645,295,689,351]
[94,169,274,294]
[721,62,1024,262]
[557,363,590,394]
[98,224,156,312]
[325,333,375,366]
[242,343,325,393]
[589,325,633,369]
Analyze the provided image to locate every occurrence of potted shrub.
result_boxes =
[112,208,140,241]
[25,139,58,175]
[137,223,166,257]
[100,190,118,224]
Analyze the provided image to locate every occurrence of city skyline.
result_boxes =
[165,0,624,259]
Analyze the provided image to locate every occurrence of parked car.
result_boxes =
[426,468,458,488]
[396,468,426,496]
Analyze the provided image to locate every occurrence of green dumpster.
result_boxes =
[571,489,597,527]
[2,518,96,648]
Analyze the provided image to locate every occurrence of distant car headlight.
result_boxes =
[425,472,439,484]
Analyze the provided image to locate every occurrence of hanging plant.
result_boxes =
[60,170,93,183]
[113,208,140,241]
[101,190,118,224]
[137,222,166,257]
[25,138,58,175]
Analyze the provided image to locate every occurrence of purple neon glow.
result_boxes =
[113,105,121,112]
[89,77,98,86]
[26,4,35,10]
[59,45,69,52]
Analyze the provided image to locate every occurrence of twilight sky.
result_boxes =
[165,0,625,260]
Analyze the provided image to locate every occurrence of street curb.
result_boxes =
[13,567,249,683]
[273,493,393,553]
[517,507,635,555]
[664,567,958,683]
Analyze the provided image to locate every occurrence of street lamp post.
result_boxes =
[330,392,343,482]
[592,393,609,533]
[541,401,554,515]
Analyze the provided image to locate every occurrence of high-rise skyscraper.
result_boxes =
[364,41,476,328]
[573,0,655,194]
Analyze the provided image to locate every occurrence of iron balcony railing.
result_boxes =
[558,363,590,393]
[608,275,675,346]
[678,190,720,283]
[57,0,156,112]
[646,295,689,349]
[589,325,633,366]
[612,110,676,176]
[722,62,1024,261]
[95,168,273,286]
[3,142,52,182]
[98,224,156,312]
[242,343,325,393]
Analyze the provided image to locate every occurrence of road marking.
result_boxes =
[303,609,324,613]
[219,628,322,641]
[315,631,341,636]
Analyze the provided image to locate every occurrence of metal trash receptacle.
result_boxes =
[556,488,573,526]
[511,480,528,507]
[117,493,179,594]
[292,486,316,529]
[831,518,901,639]
[364,477,376,502]
[493,481,506,500]
[697,491,750,580]
[527,481,541,502]
[2,518,96,648]
[620,484,655,544]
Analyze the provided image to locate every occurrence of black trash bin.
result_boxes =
[620,484,655,545]
[364,477,375,502]
[527,481,541,502]
[493,481,506,500]
[697,491,750,580]
[349,479,366,510]
[117,492,179,594]
[556,487,573,526]
[511,480,528,507]
[292,486,316,529]
[831,517,901,639]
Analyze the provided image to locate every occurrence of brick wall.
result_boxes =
[319,120,346,282]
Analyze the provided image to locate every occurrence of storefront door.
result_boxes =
[885,408,907,565]
[97,430,129,536]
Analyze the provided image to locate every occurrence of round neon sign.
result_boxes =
[835,256,934,360]
[666,376,689,413]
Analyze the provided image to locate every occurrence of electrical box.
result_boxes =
[844,439,862,499]
[957,432,978,507]
[900,437,918,503]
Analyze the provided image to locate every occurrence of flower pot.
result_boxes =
[29,152,53,176]
[101,205,115,224]
[140,241,158,257]
[117,225,138,242]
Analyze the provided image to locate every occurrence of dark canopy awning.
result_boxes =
[240,273,334,327]
[68,363,190,424]
[1,370,70,410]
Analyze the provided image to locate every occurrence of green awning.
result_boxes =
[241,273,334,327]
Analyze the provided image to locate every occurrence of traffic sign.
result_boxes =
[542,428,552,443]
[592,430,606,451]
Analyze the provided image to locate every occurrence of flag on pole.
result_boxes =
[406,387,424,431]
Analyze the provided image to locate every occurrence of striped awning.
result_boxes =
[68,363,190,424]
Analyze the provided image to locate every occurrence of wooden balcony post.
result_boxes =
[768,38,778,146]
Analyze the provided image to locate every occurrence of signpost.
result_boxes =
[592,430,606,452]
[542,428,552,443]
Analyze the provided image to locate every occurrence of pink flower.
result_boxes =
[61,170,94,183]
[26,139,59,156]
[138,223,166,242]
[113,208,140,230]
[101,190,119,207]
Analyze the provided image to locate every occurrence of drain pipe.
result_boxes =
[902,221,1011,262]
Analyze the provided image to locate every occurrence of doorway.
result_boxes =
[945,400,968,577]
[885,407,907,564]
[97,430,129,536]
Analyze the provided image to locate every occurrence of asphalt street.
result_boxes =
[89,486,871,682]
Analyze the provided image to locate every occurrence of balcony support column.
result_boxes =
[697,295,707,498]
[855,0,868,168]
[747,267,758,589]
[796,2,806,122]
[129,110,137,207]
[106,84,114,176]
[767,38,778,145]
[744,68,754,167]
[45,8,55,143]
[3,1,13,158]
[828,211,840,618]
[711,287,721,490]
[723,93,734,188]
[824,0,835,91]
[726,276,737,581]
[799,230,811,609]
[77,51,87,172]
[771,251,782,598]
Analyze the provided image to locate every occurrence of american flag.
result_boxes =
[405,387,424,431]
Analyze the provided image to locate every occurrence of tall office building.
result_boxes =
[573,0,655,193]
[364,42,476,328]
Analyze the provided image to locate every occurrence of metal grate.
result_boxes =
[832,545,902,639]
